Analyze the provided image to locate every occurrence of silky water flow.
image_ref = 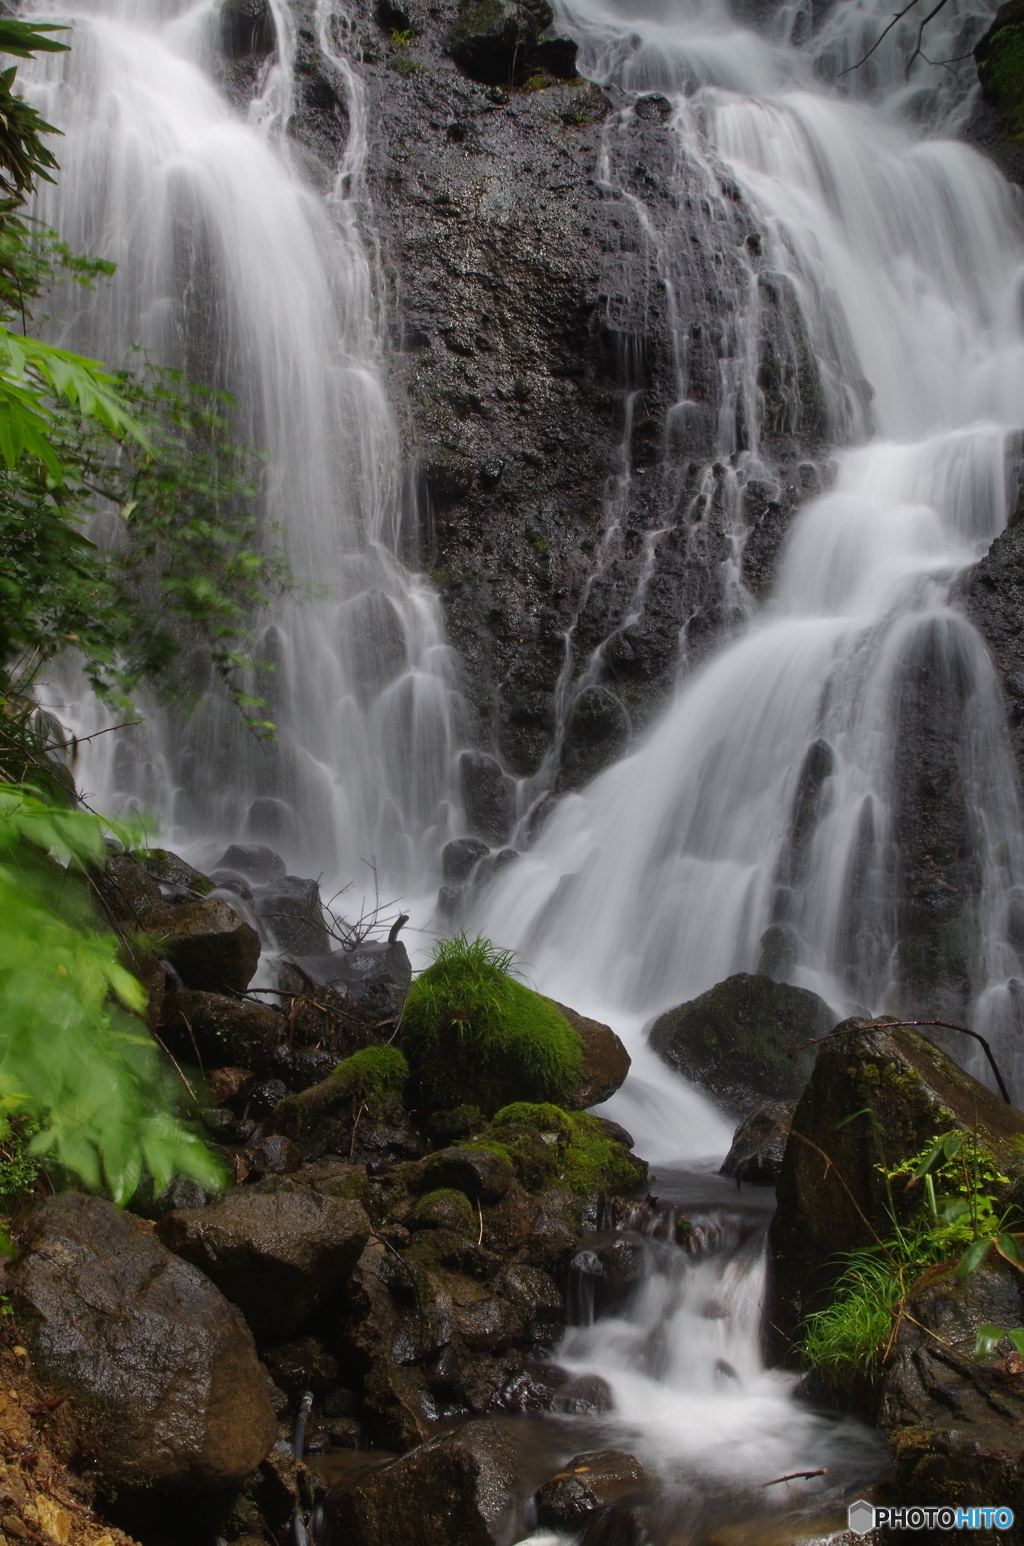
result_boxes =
[473,0,1024,1533]
[23,0,462,899]
[18,0,1024,1537]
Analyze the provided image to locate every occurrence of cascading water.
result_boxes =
[23,0,461,897]
[478,0,1024,1101]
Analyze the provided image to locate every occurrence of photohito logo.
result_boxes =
[848,1500,1016,1533]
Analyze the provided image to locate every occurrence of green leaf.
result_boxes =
[0,21,70,58]
[1008,1329,1024,1356]
[958,1237,992,1279]
[996,1233,1024,1272]
[835,1106,878,1131]
[974,1323,1007,1357]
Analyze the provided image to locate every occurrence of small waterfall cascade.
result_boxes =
[539,1203,886,1539]
[22,0,462,897]
[478,0,1024,1100]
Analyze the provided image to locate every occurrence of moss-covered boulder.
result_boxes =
[401,937,584,1116]
[449,0,573,87]
[470,1103,648,1196]
[976,1,1024,140]
[768,1017,1024,1354]
[648,972,833,1115]
[409,1188,477,1233]
[274,1048,424,1164]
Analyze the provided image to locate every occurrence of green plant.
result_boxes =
[401,935,584,1116]
[975,1324,1024,1357]
[0,784,224,1202]
[801,1121,1023,1391]
[389,27,415,46]
[332,1046,409,1117]
[0,1115,41,1208]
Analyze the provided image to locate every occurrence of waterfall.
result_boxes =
[22,0,461,898]
[546,1225,885,1527]
[477,0,1024,1102]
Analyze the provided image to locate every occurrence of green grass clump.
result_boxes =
[332,1046,409,1116]
[801,1247,909,1392]
[401,936,584,1116]
[475,1102,648,1194]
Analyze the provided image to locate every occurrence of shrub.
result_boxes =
[331,1046,409,1117]
[400,936,583,1116]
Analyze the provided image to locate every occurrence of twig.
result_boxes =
[761,1468,827,1486]
[476,1196,484,1246]
[905,0,952,77]
[350,1100,366,1158]
[150,1029,198,1101]
[837,0,925,75]
[878,1021,1011,1104]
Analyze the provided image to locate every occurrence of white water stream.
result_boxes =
[15,0,1024,1531]
[24,0,462,894]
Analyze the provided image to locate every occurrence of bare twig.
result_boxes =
[761,1468,827,1487]
[150,1029,198,1101]
[781,1126,892,1255]
[476,1196,484,1246]
[350,1100,366,1158]
[836,0,925,76]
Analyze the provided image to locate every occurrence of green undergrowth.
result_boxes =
[401,935,584,1116]
[332,1046,409,1118]
[471,1101,647,1194]
[801,1123,1024,1392]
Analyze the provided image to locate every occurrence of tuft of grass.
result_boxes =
[801,1247,908,1391]
[332,1046,409,1118]
[401,935,583,1116]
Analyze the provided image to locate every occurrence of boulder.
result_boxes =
[719,1100,794,1186]
[253,875,330,955]
[321,1418,518,1546]
[442,837,490,882]
[408,1188,477,1234]
[7,1194,276,1492]
[458,749,515,844]
[161,990,283,1072]
[420,1146,514,1203]
[647,972,833,1114]
[273,1080,425,1165]
[95,852,170,929]
[215,844,287,885]
[137,848,215,899]
[280,939,412,1022]
[880,1257,1024,1521]
[553,1001,631,1109]
[156,1187,370,1339]
[156,897,261,993]
[768,1018,1024,1351]
[536,1449,653,1530]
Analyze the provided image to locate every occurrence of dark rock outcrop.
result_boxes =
[7,1194,276,1492]
[536,1448,653,1531]
[768,1017,1024,1351]
[320,1418,519,1545]
[160,990,284,1072]
[421,1145,515,1202]
[279,939,412,1024]
[156,1188,371,1339]
[648,972,833,1114]
[880,1258,1024,1529]
[273,1079,426,1164]
[155,896,261,993]
[719,1099,794,1186]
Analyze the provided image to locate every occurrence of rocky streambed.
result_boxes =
[1,840,1022,1544]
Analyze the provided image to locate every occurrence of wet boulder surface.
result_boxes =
[6,1194,277,1493]
[768,1017,1024,1351]
[648,972,833,1115]
[719,1099,795,1186]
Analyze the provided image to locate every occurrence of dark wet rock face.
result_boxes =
[768,1018,1024,1352]
[881,1258,1024,1519]
[648,972,833,1115]
[7,1194,277,1492]
[161,990,284,1072]
[719,1099,794,1185]
[536,1448,653,1531]
[156,897,261,993]
[319,1418,518,1546]
[237,0,825,797]
[155,1188,371,1339]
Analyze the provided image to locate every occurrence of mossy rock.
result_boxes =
[976,0,1024,140]
[471,1103,648,1195]
[648,972,834,1115]
[401,937,584,1116]
[408,1188,476,1233]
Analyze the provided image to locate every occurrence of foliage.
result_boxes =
[0,18,285,739]
[332,1046,409,1116]
[0,1116,41,1210]
[0,785,224,1203]
[485,1101,648,1193]
[401,935,584,1116]
[801,1123,1024,1391]
[0,21,68,207]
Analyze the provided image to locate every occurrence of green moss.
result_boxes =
[409,1188,476,1233]
[978,24,1024,138]
[332,1046,409,1117]
[401,936,584,1115]
[474,1102,648,1194]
